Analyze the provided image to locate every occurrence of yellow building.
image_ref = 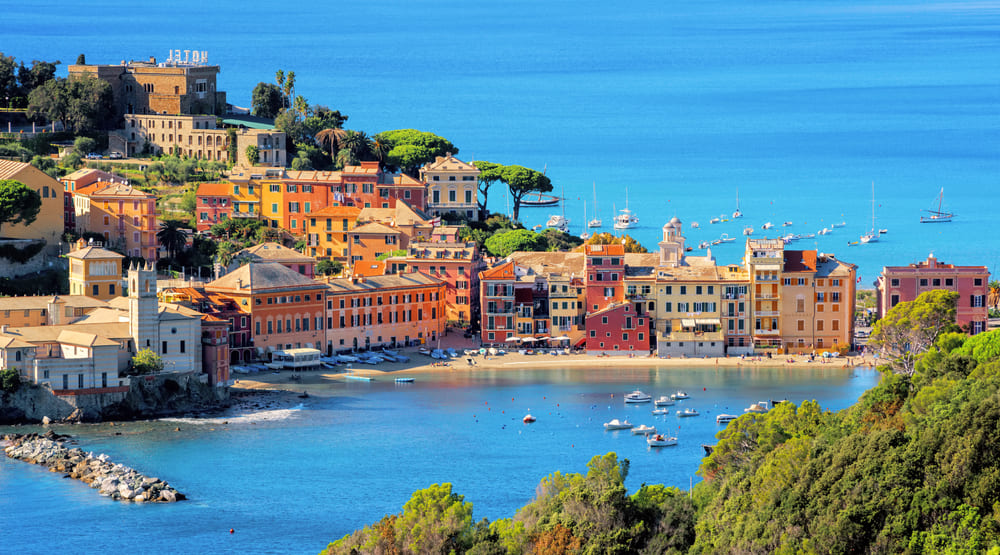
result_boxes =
[67,241,125,300]
[304,206,360,261]
[744,238,785,351]
[419,153,481,220]
[111,113,285,164]
[780,250,857,353]
[0,160,65,254]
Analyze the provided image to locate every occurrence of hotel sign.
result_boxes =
[167,49,208,65]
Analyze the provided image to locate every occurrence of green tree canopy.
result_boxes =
[472,161,503,220]
[315,259,343,276]
[250,82,284,118]
[379,129,457,176]
[18,59,59,93]
[73,136,96,155]
[156,220,189,260]
[585,232,648,253]
[245,145,260,166]
[131,348,163,375]
[484,228,546,258]
[0,179,42,235]
[26,74,115,133]
[870,289,959,375]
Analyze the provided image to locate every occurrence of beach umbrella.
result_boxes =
[505,336,522,343]
[549,335,571,341]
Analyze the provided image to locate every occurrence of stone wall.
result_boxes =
[0,239,61,279]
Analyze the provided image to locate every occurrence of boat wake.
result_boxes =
[159,403,306,426]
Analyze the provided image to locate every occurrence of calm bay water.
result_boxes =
[4,0,999,283]
[1,366,878,554]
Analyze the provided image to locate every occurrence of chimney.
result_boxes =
[237,278,243,289]
[1,325,8,334]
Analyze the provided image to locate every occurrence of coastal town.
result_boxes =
[0,54,992,423]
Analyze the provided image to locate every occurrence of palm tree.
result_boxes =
[989,279,1000,311]
[341,130,372,161]
[370,133,392,168]
[316,127,348,156]
[156,221,188,260]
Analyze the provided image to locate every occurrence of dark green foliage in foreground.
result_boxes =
[322,331,1000,554]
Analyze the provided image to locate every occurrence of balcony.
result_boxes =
[756,293,780,300]
[755,310,779,316]
[754,329,781,336]
[661,329,725,342]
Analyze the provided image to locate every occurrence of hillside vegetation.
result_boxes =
[321,328,1000,554]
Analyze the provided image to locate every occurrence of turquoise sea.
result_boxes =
[4,0,999,284]
[1,366,878,554]
[0,0,996,551]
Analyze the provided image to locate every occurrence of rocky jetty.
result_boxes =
[2,432,186,503]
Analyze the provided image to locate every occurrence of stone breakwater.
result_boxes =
[2,432,186,503]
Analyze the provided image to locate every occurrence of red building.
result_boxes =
[200,315,230,386]
[585,244,626,312]
[160,287,255,365]
[479,260,518,344]
[875,254,989,334]
[385,240,485,326]
[195,182,234,232]
[585,302,650,355]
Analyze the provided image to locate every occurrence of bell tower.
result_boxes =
[128,261,159,353]
[658,217,685,267]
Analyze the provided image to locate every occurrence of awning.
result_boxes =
[696,318,721,326]
[505,336,521,342]
[549,335,571,341]
[681,319,697,328]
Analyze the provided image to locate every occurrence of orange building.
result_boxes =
[205,262,327,354]
[324,273,445,352]
[347,223,401,265]
[385,240,485,326]
[74,182,159,259]
[62,169,118,232]
[304,205,360,261]
[67,242,124,300]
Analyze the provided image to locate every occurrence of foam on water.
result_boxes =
[158,403,306,426]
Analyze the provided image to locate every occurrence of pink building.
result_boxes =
[195,182,234,232]
[585,302,650,355]
[585,244,625,312]
[875,254,989,334]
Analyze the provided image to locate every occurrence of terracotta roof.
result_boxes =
[326,272,442,293]
[282,170,342,182]
[66,246,125,260]
[352,260,385,277]
[56,330,120,347]
[1,322,131,344]
[62,168,117,183]
[585,244,625,256]
[342,161,380,176]
[311,205,361,218]
[207,262,327,293]
[480,260,515,281]
[238,242,313,262]
[0,335,34,349]
[0,295,108,312]
[384,173,424,186]
[0,160,29,179]
[87,182,156,199]
[358,201,432,227]
[784,250,818,273]
[352,222,400,235]
[421,154,479,173]
[196,182,233,197]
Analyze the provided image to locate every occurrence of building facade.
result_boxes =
[0,160,65,253]
[67,242,124,300]
[74,181,159,259]
[876,254,988,334]
[194,182,233,231]
[419,153,481,220]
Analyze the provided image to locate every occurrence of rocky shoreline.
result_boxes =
[2,431,186,503]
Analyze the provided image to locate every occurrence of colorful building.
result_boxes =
[73,181,159,259]
[585,302,650,355]
[420,153,481,220]
[304,205,360,261]
[228,242,315,278]
[384,240,485,326]
[159,287,254,366]
[194,182,234,232]
[324,273,446,353]
[61,169,118,232]
[205,262,328,355]
[67,241,124,300]
[112,114,285,164]
[875,254,988,334]
[0,160,65,254]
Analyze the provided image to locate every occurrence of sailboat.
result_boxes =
[860,182,879,244]
[580,201,591,239]
[546,187,569,232]
[613,187,639,230]
[588,182,602,228]
[920,188,954,223]
[732,188,743,219]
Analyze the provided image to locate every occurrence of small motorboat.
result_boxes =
[654,396,675,406]
[761,222,774,230]
[743,226,754,236]
[632,425,657,435]
[523,414,536,423]
[879,228,888,234]
[691,221,699,229]
[782,221,793,227]
[418,348,431,356]
[800,232,815,239]
[624,390,652,403]
[677,408,699,417]
[832,221,846,228]
[394,377,414,383]
[744,401,769,413]
[345,375,373,382]
[719,233,735,243]
[698,241,710,249]
[651,408,670,415]
[671,391,690,400]
[711,239,722,246]
[604,418,634,430]
[818,228,831,235]
[647,434,678,447]
[716,414,738,424]
[710,217,720,224]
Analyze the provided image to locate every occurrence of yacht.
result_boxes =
[761,222,774,230]
[716,414,738,424]
[654,396,675,407]
[624,390,652,403]
[613,188,639,230]
[604,418,634,430]
[632,425,657,435]
[860,182,879,243]
[647,434,678,447]
[732,188,742,219]
[743,226,754,236]
[588,181,602,228]
[677,408,699,417]
[546,214,569,232]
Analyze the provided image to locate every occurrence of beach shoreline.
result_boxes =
[231,348,877,395]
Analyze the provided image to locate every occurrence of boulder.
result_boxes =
[160,489,176,502]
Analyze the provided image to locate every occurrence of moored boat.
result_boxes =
[654,396,675,406]
[744,401,769,413]
[604,418,634,430]
[651,407,670,415]
[677,408,699,417]
[522,192,561,206]
[523,414,536,423]
[920,187,954,223]
[625,390,652,403]
[671,391,690,400]
[632,424,657,435]
[647,434,678,447]
[716,413,738,424]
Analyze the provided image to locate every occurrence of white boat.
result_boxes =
[677,408,699,417]
[743,226,754,236]
[716,414,738,424]
[654,396,675,406]
[698,241,710,249]
[711,239,722,246]
[522,414,536,423]
[818,228,831,235]
[588,181,602,228]
[613,188,639,230]
[782,221,793,227]
[580,201,590,239]
[879,228,888,234]
[744,401,769,413]
[604,418,633,430]
[719,233,735,243]
[800,232,815,239]
[732,188,742,219]
[920,187,954,223]
[671,391,690,400]
[761,222,774,230]
[546,214,569,232]
[832,221,846,228]
[624,390,652,403]
[632,424,657,435]
[860,181,879,243]
[646,434,678,447]
[394,377,414,383]
[691,221,699,229]
[651,407,670,415]
[709,217,720,224]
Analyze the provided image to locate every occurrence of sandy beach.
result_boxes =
[232,332,875,394]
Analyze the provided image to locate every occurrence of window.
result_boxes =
[891,294,900,307]
[945,278,954,286]
[891,278,899,287]
[162,341,168,354]
[920,278,928,286]
[696,286,702,295]
[816,320,824,331]
[180,340,186,353]
[783,278,791,285]
[680,286,687,295]
[664,302,672,312]
[975,278,983,287]
[109,284,115,295]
